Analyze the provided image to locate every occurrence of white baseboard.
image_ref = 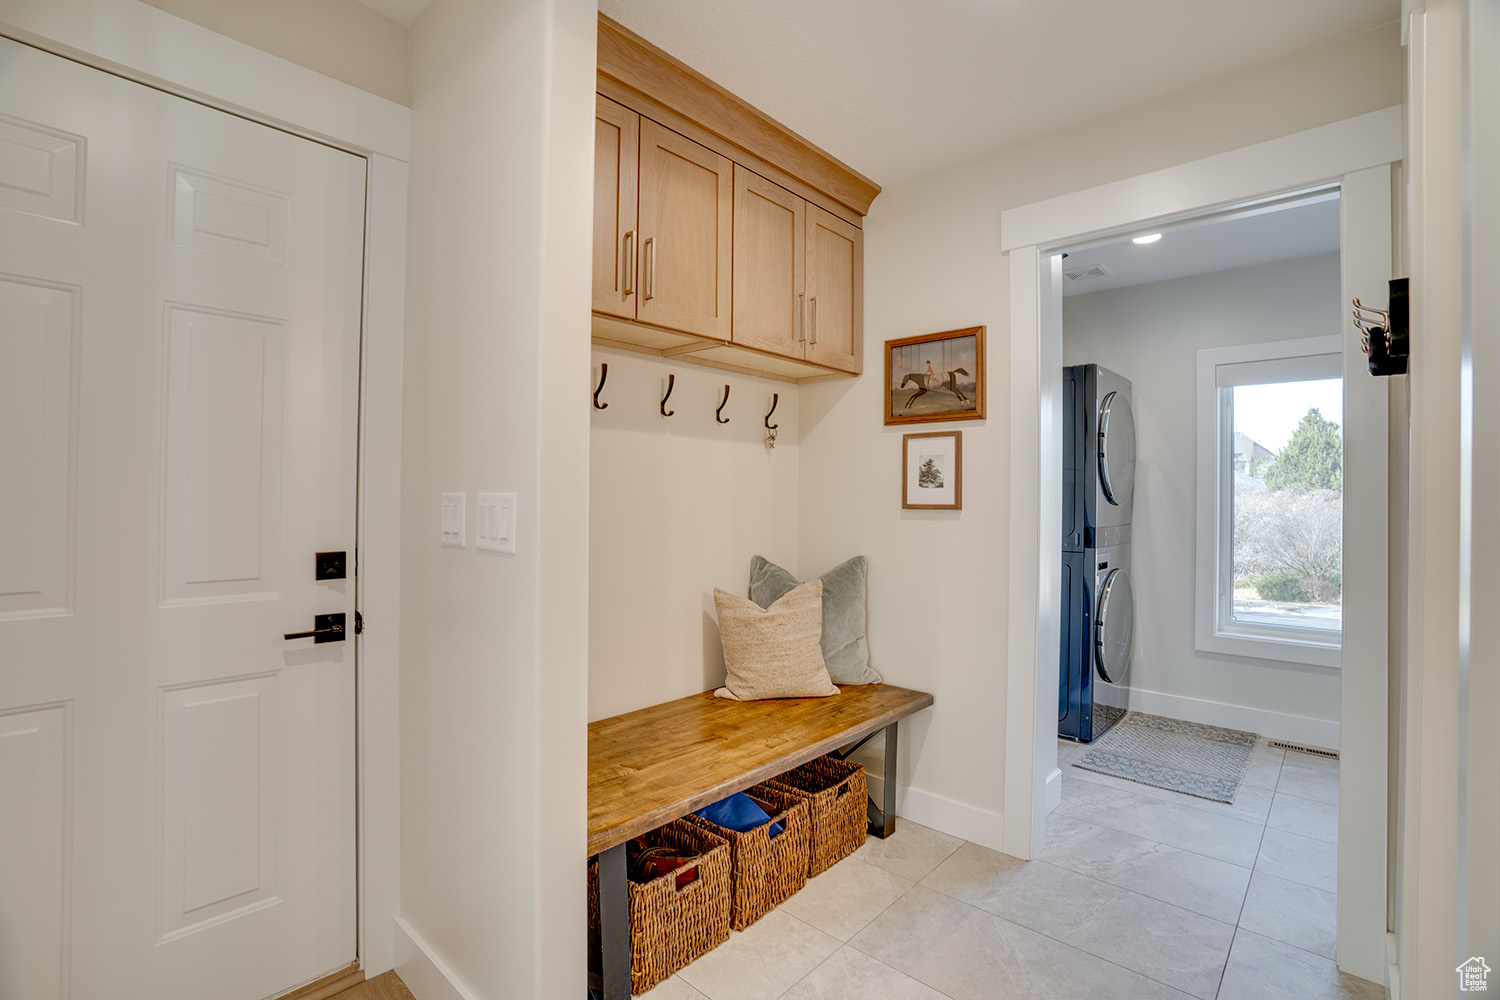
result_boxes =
[1385,932,1399,1000]
[1044,767,1063,814]
[393,916,480,1000]
[1095,683,1340,750]
[863,772,1006,853]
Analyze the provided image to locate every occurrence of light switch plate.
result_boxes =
[475,492,516,554]
[440,492,466,547]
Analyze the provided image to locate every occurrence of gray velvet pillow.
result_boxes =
[749,555,881,685]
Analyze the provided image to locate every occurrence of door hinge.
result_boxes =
[354,611,365,635]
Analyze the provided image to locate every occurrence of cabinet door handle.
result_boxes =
[622,231,635,296]
[643,237,655,301]
[797,293,806,342]
[809,297,818,345]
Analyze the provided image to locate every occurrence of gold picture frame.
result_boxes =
[902,431,962,510]
[884,326,985,425]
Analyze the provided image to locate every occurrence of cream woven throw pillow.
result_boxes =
[713,581,840,701]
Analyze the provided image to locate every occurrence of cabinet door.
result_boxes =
[637,118,733,340]
[593,95,638,318]
[804,205,863,373]
[731,166,805,357]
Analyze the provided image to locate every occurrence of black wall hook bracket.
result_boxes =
[593,362,609,409]
[715,384,731,424]
[764,392,779,430]
[1354,278,1409,377]
[660,373,675,416]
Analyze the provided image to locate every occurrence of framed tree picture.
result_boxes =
[903,431,962,510]
[884,326,985,425]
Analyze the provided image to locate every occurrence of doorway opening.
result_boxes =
[1046,191,1353,997]
[1001,120,1395,981]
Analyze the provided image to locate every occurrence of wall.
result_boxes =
[398,0,593,997]
[797,22,1401,849]
[141,0,412,105]
[1395,0,1500,992]
[588,348,800,721]
[1461,0,1500,967]
[1396,2,1463,991]
[1062,253,1343,733]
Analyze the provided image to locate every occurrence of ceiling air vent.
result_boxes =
[1062,262,1112,283]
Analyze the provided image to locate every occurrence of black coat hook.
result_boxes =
[660,373,675,416]
[764,392,779,430]
[716,384,731,424]
[1354,282,1409,377]
[592,362,608,409]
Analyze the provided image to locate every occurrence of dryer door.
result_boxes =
[1095,568,1135,683]
[1098,390,1136,506]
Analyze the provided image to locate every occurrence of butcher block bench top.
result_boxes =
[587,684,934,856]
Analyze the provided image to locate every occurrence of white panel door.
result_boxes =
[0,37,364,999]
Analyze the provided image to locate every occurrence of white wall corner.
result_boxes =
[1002,245,1043,861]
[393,917,481,1000]
[864,773,1007,855]
[356,152,410,980]
[1044,767,1063,815]
[1385,931,1400,1000]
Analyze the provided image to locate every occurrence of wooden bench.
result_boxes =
[588,684,934,998]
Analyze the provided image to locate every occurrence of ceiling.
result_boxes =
[361,0,1397,184]
[595,0,1397,185]
[1058,195,1342,297]
[356,0,429,27]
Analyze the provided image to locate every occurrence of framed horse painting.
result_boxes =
[883,326,986,425]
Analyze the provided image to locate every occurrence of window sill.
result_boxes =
[1196,628,1341,669]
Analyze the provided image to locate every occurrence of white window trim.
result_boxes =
[1194,335,1344,668]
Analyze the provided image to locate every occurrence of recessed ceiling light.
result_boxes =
[1132,233,1163,245]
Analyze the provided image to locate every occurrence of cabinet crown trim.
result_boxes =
[598,14,881,218]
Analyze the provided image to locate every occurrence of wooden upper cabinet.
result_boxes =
[593,96,639,319]
[636,119,733,341]
[591,16,877,381]
[804,204,863,373]
[732,166,805,358]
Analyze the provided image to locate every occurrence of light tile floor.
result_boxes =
[642,739,1381,1000]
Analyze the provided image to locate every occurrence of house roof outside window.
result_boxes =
[1233,431,1276,477]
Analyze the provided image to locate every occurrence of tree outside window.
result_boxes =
[1231,391,1343,633]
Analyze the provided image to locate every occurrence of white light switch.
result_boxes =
[476,492,516,554]
[440,492,466,547]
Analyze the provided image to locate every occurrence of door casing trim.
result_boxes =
[999,106,1400,982]
[0,0,410,980]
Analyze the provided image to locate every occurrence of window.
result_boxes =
[1195,336,1343,667]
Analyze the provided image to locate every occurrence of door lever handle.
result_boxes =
[283,613,346,644]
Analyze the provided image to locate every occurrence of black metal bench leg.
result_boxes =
[600,842,630,1000]
[867,721,899,838]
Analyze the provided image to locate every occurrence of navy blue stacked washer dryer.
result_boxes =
[1059,364,1137,742]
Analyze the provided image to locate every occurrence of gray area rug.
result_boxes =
[1073,712,1258,803]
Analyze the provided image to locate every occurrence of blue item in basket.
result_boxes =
[694,792,783,837]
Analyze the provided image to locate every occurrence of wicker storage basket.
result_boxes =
[685,783,809,930]
[588,819,731,995]
[769,755,867,877]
